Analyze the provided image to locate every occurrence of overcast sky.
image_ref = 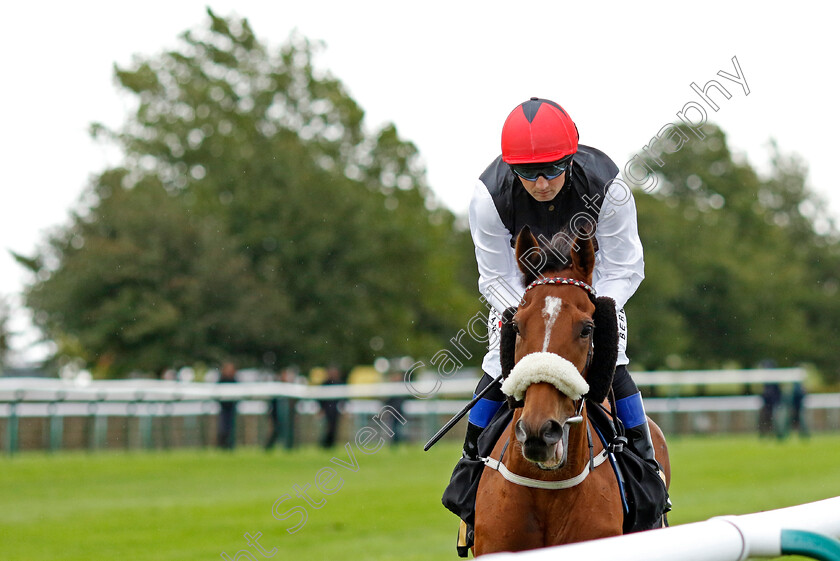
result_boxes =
[2,1,837,363]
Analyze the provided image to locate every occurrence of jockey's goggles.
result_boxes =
[510,156,572,182]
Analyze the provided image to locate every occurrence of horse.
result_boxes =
[472,226,671,556]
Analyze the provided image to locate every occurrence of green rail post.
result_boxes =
[256,400,267,448]
[47,401,64,452]
[781,529,840,561]
[84,401,97,451]
[199,401,212,448]
[141,402,155,449]
[93,393,108,450]
[232,403,240,448]
[667,385,679,435]
[283,398,296,450]
[126,401,138,450]
[161,401,174,450]
[6,398,20,455]
[426,403,441,444]
[182,403,199,447]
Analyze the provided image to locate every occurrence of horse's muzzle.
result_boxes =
[515,419,567,468]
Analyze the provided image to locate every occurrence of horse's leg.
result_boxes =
[474,477,543,555]
[648,417,671,528]
[474,417,544,555]
[542,471,623,545]
[648,417,670,488]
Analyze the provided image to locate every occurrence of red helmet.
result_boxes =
[501,97,578,164]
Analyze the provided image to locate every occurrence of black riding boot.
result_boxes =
[462,422,484,460]
[453,422,487,557]
[462,372,506,459]
[625,420,660,469]
[614,374,671,515]
[626,420,672,514]
[454,374,505,557]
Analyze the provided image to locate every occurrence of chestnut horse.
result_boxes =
[473,227,671,556]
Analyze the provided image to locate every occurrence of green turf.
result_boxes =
[1,434,838,560]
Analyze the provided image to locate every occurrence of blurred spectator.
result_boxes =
[264,371,282,451]
[385,370,407,446]
[280,366,301,384]
[787,382,809,438]
[217,361,238,449]
[265,367,299,451]
[319,366,345,449]
[759,382,782,439]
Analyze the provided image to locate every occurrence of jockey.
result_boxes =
[463,97,660,475]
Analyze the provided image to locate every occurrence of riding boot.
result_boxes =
[455,378,505,557]
[462,398,504,459]
[462,422,484,460]
[616,391,663,468]
[624,419,660,470]
[617,391,672,513]
[625,420,672,514]
[462,373,506,460]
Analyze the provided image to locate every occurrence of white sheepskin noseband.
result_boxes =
[501,352,589,402]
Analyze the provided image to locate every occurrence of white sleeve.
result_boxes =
[593,177,645,311]
[468,180,526,314]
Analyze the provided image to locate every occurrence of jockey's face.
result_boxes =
[518,171,566,202]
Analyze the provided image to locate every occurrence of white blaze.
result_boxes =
[541,296,563,352]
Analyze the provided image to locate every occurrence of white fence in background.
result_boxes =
[0,368,827,452]
[482,496,840,561]
[0,366,809,403]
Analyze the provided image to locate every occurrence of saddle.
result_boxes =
[441,401,669,557]
[587,402,670,533]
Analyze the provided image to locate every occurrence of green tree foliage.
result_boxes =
[17,10,479,377]
[0,296,11,370]
[628,124,840,381]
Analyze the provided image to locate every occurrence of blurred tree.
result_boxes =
[628,124,840,382]
[16,10,479,377]
[0,296,11,370]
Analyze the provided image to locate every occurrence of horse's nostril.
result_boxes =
[541,420,562,445]
[516,419,564,447]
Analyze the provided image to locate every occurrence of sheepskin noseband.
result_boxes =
[501,352,589,402]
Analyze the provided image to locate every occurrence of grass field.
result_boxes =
[1,434,838,560]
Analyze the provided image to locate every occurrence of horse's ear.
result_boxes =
[499,306,517,379]
[500,306,524,409]
[570,231,596,282]
[515,226,541,284]
[585,296,618,403]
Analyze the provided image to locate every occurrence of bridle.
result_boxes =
[519,275,597,423]
[521,275,597,305]
[483,274,612,488]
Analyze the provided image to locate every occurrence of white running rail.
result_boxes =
[481,496,840,560]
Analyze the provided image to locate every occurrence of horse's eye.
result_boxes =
[580,324,594,338]
[511,321,520,335]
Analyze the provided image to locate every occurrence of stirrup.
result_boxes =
[653,467,672,514]
[456,520,473,558]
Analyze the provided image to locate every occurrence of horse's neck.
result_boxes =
[507,406,594,480]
